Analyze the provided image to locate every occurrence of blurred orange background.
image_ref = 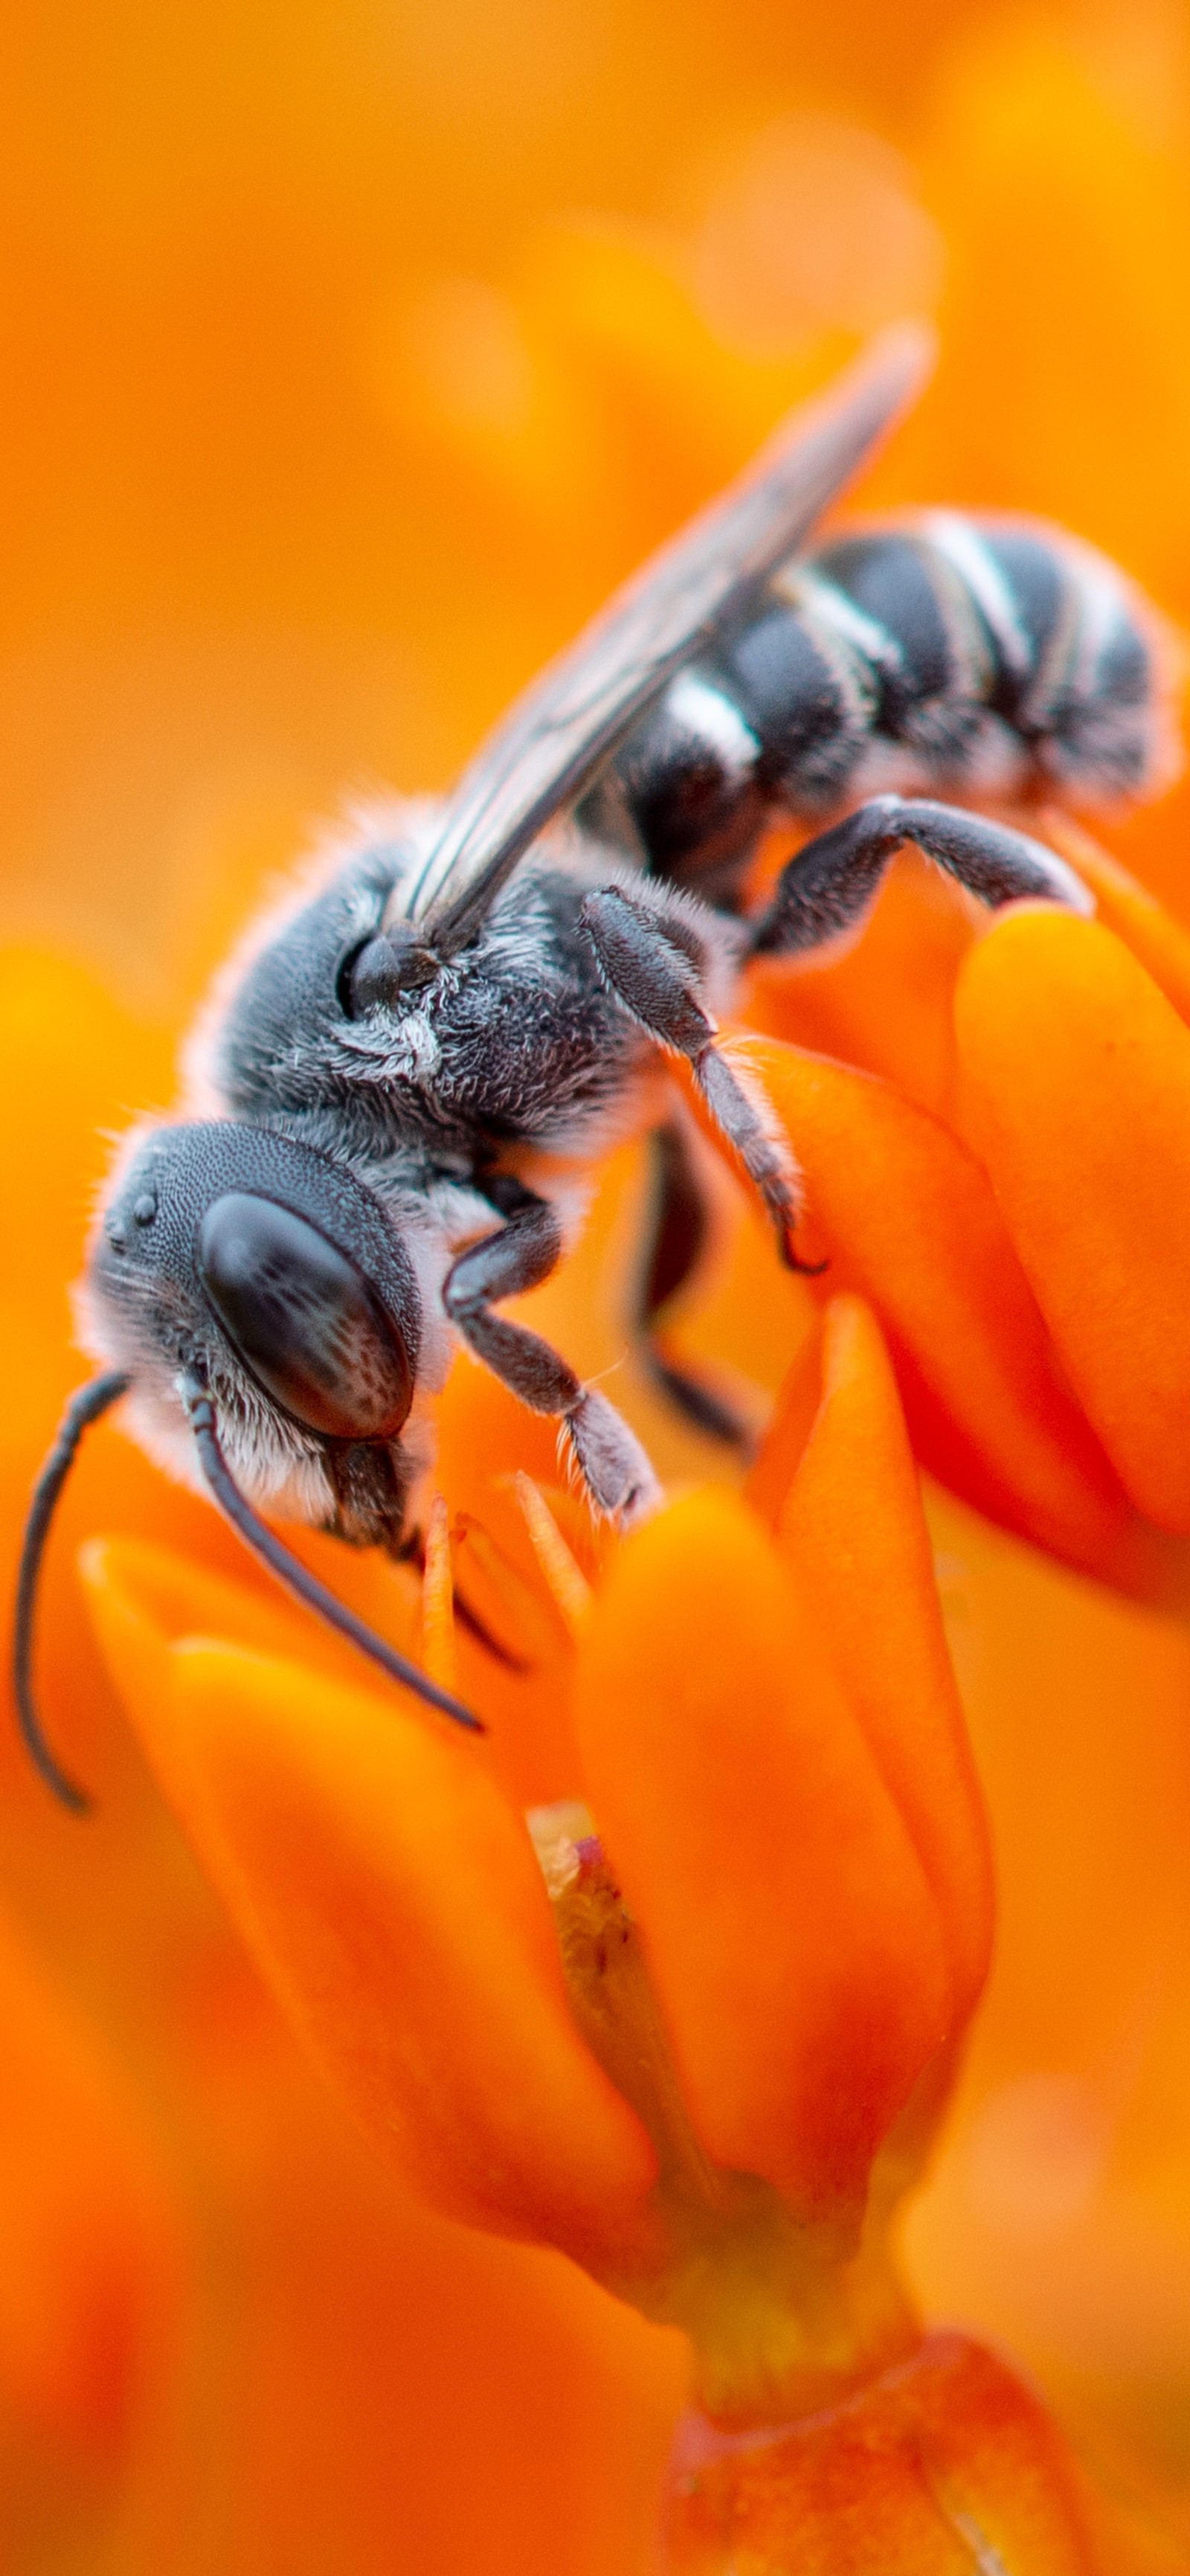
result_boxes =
[5,0,1190,1012]
[5,0,1190,2567]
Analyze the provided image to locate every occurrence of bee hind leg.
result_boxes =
[744,793,1092,959]
[637,1123,753,1448]
[581,884,811,1273]
[442,1186,660,1526]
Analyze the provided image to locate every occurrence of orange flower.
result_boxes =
[12,888,1190,2565]
[726,880,1190,1604]
[78,1292,981,2319]
[84,1266,1140,2565]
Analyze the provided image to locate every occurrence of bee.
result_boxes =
[15,327,1174,1809]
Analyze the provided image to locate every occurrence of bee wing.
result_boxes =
[399,323,933,949]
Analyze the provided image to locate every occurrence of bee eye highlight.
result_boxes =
[197,1192,414,1441]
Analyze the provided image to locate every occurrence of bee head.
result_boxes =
[15,1120,480,1817]
[86,1120,422,1526]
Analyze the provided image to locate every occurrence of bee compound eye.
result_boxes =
[197,1192,414,1441]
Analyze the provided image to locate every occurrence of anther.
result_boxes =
[419,1494,458,1694]
[512,1474,592,1637]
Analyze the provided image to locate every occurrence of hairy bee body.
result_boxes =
[199,829,714,1176]
[205,507,1165,1189]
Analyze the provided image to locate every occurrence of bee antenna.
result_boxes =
[179,1372,484,1735]
[13,1369,132,1814]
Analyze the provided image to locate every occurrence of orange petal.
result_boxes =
[683,1034,1135,1584]
[572,1489,953,2214]
[955,908,1190,1532]
[1040,811,1190,1030]
[752,1294,993,2023]
[81,1536,656,2270]
[743,848,977,1122]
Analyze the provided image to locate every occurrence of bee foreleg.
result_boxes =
[581,886,810,1271]
[745,793,1093,959]
[442,1192,660,1525]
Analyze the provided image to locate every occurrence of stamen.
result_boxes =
[420,1494,458,1693]
[527,1802,721,2208]
[527,1799,919,2420]
[512,1474,592,1636]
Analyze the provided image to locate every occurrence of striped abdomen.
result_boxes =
[582,514,1175,906]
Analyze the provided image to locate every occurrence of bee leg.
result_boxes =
[745,793,1092,958]
[637,1123,753,1447]
[443,1189,660,1525]
[581,885,809,1271]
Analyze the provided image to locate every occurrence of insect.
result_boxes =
[15,325,1174,1810]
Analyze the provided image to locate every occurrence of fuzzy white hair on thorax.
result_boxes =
[180,796,443,1118]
